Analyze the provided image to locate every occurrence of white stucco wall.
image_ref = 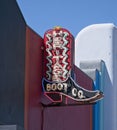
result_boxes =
[75,23,117,130]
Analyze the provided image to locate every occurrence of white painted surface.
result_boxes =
[75,23,117,130]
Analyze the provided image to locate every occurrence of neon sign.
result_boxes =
[42,26,103,104]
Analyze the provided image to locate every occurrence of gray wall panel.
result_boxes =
[0,0,26,127]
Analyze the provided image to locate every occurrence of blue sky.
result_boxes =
[16,0,117,37]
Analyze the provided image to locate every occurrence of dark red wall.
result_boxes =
[43,105,92,130]
[25,27,43,130]
[24,26,43,130]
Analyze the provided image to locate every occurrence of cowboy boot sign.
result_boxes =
[42,26,103,105]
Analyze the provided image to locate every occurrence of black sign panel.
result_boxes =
[42,77,103,103]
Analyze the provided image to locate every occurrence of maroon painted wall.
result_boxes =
[24,26,43,130]
[43,105,92,130]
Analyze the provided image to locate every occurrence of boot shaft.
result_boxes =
[43,26,74,82]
